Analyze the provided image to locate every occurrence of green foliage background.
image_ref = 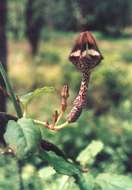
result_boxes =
[0,29,131,190]
[0,0,132,189]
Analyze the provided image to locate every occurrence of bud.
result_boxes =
[61,85,69,112]
[61,85,69,99]
[52,110,59,125]
[61,98,67,112]
[69,31,103,74]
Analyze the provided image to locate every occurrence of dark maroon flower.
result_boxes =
[67,31,103,123]
[69,31,103,74]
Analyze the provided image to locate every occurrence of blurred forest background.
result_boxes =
[0,0,132,189]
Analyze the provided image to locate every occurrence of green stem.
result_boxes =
[55,111,63,125]
[0,63,23,118]
[34,119,69,131]
[54,121,69,130]
[34,119,47,126]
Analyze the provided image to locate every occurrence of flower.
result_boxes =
[69,31,103,74]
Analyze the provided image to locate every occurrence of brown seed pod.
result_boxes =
[67,31,103,123]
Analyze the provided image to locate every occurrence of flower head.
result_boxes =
[69,31,103,73]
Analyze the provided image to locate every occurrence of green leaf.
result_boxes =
[95,173,132,190]
[20,86,54,107]
[40,151,80,176]
[4,118,41,159]
[39,151,92,190]
[77,140,104,166]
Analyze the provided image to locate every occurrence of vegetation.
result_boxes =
[0,30,132,189]
[0,0,132,189]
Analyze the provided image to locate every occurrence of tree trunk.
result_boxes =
[0,0,7,145]
[25,0,43,55]
[0,0,7,112]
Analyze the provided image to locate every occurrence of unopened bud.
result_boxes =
[61,85,69,99]
[61,85,69,112]
[52,110,59,124]
[61,98,67,112]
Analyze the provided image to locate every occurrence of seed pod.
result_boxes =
[67,31,103,123]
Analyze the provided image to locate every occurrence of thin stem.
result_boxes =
[0,111,69,131]
[0,63,23,118]
[34,119,47,126]
[55,111,63,125]
[53,121,69,131]
[34,119,69,131]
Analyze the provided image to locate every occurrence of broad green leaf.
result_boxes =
[40,151,80,176]
[4,118,41,159]
[77,140,104,166]
[20,86,54,107]
[40,151,92,190]
[95,173,132,190]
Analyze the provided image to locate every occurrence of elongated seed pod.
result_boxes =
[67,31,103,123]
